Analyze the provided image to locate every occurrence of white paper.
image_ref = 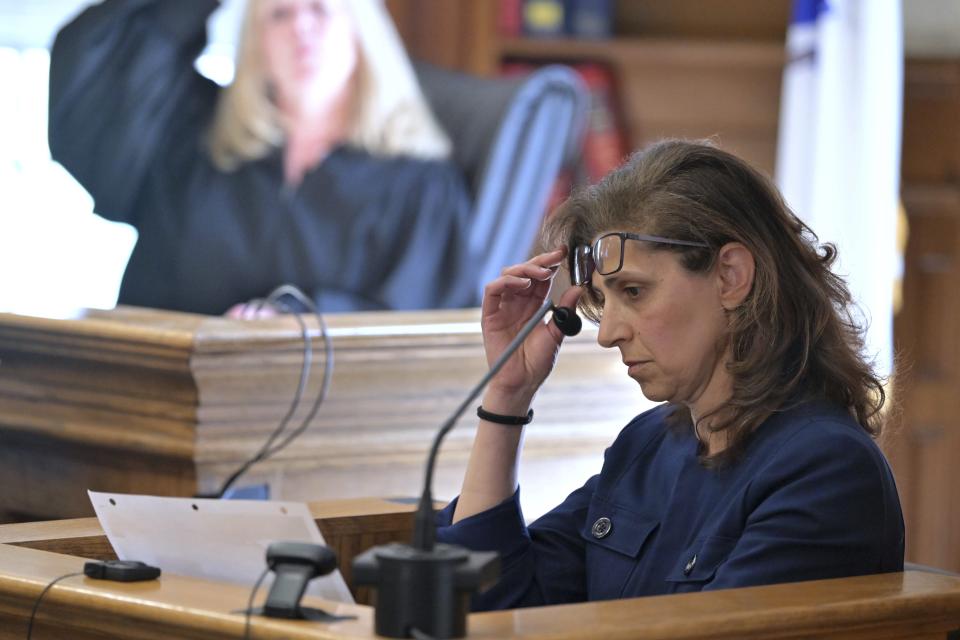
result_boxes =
[89,491,354,604]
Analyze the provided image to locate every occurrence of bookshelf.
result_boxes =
[489,0,790,174]
[389,0,789,175]
[496,35,785,174]
[497,35,784,65]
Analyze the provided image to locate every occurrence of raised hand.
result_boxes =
[481,247,583,412]
[453,248,583,522]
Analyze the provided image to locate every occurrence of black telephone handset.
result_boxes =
[83,560,161,582]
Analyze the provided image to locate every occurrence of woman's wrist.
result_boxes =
[480,388,535,418]
[477,406,533,425]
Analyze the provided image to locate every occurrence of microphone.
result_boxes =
[551,305,582,337]
[353,301,581,639]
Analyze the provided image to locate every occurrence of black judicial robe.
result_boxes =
[49,0,477,314]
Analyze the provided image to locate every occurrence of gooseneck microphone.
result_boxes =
[353,300,581,639]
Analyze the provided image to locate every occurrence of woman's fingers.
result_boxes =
[559,283,584,309]
[483,276,532,318]
[483,273,548,318]
[497,263,554,284]
[532,245,566,267]
[252,304,279,319]
[500,247,565,278]
[224,300,279,320]
[483,248,566,314]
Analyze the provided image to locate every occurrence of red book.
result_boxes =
[574,63,629,184]
[498,0,522,37]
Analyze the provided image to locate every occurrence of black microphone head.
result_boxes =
[552,306,582,337]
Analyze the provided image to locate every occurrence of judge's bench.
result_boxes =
[0,306,647,523]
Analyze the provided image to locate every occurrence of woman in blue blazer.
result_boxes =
[436,139,904,609]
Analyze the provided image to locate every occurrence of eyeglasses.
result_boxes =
[571,232,710,286]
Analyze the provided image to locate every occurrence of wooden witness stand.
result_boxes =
[0,498,959,639]
[1,308,959,637]
[0,306,644,522]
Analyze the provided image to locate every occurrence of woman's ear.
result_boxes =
[715,242,755,310]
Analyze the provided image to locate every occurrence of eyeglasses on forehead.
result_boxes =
[571,231,709,287]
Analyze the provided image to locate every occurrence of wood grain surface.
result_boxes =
[0,541,957,640]
[0,307,649,522]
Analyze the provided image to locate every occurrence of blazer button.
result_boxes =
[683,554,697,576]
[591,517,612,539]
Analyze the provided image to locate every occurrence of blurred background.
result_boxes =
[1,0,958,571]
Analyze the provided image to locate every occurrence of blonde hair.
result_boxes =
[208,0,451,170]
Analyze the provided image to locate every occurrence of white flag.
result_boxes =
[776,0,903,377]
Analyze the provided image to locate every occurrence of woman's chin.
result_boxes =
[636,381,664,402]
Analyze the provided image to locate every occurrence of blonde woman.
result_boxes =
[50,0,475,314]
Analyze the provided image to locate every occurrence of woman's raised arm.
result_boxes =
[452,247,582,522]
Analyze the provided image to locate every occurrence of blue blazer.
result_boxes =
[436,401,904,609]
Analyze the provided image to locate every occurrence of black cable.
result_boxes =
[243,565,271,640]
[207,306,310,499]
[258,289,333,459]
[410,628,439,640]
[208,284,333,499]
[26,571,83,639]
[231,304,312,464]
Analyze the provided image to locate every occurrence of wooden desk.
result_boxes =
[1,546,959,639]
[1,502,959,639]
[0,307,648,522]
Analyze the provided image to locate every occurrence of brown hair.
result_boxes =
[542,139,886,466]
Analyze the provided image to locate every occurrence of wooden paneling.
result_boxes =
[0,306,646,523]
[386,0,497,75]
[0,433,196,522]
[888,60,960,574]
[612,0,791,41]
[900,62,960,183]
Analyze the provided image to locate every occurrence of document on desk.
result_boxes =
[88,491,354,604]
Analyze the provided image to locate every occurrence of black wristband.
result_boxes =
[476,406,534,425]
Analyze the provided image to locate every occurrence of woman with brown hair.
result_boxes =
[436,139,904,607]
[49,0,473,315]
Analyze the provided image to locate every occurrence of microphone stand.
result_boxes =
[352,300,570,639]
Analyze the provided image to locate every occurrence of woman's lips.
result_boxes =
[626,361,651,376]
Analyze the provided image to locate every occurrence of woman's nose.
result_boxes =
[597,305,629,349]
